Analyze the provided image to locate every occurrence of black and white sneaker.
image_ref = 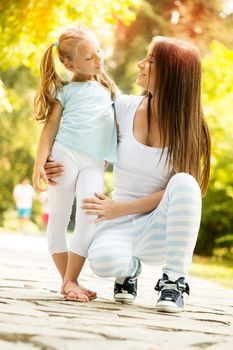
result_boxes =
[154,273,190,313]
[114,258,141,304]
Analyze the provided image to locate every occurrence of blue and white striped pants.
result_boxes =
[88,173,202,281]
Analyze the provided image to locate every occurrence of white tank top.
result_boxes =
[112,94,172,201]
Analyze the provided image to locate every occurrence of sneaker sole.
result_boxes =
[156,304,183,313]
[114,294,135,304]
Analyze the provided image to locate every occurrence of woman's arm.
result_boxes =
[33,101,63,191]
[82,190,165,222]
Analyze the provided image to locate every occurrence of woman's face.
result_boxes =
[136,44,156,94]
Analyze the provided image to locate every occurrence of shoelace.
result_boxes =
[160,287,181,302]
[115,259,141,295]
[155,278,190,295]
[123,279,136,294]
[115,279,137,294]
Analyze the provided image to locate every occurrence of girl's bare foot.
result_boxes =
[61,280,89,302]
[78,282,97,300]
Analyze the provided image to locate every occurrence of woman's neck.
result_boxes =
[142,95,157,121]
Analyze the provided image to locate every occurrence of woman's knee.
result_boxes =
[168,172,201,196]
[88,246,131,278]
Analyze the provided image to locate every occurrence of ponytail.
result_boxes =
[34,44,65,122]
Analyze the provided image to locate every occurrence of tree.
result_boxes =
[110,0,233,91]
[0,0,140,71]
[0,67,38,221]
[196,41,233,255]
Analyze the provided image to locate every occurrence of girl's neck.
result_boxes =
[71,73,95,82]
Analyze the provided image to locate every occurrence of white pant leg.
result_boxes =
[69,152,104,257]
[88,216,138,278]
[135,173,202,281]
[47,142,78,254]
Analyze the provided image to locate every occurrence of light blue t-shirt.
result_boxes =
[55,81,117,163]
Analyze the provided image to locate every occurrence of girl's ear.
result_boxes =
[63,58,74,71]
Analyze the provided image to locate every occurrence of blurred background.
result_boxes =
[0,0,233,285]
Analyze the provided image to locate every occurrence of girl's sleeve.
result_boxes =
[55,87,65,107]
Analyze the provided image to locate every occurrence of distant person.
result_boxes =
[32,25,117,301]
[39,191,49,229]
[13,177,35,230]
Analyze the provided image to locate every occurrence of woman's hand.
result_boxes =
[82,192,123,222]
[44,155,64,185]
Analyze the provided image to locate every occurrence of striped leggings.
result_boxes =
[88,173,202,282]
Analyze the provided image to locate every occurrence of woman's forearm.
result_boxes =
[116,190,165,216]
[82,190,165,221]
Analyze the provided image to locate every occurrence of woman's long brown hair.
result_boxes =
[34,26,117,122]
[148,37,210,196]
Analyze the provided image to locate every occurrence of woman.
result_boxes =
[45,36,210,313]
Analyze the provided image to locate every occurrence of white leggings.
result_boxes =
[88,173,202,281]
[47,141,104,257]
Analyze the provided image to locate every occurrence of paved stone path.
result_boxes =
[0,233,232,350]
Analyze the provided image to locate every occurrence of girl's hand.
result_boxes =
[82,192,122,222]
[33,165,48,192]
[44,155,64,185]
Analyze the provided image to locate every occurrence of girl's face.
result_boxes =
[72,37,104,76]
[136,44,156,94]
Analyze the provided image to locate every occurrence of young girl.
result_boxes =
[33,26,117,301]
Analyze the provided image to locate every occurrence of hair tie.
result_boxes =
[53,41,59,47]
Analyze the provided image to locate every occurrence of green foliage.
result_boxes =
[190,255,233,289]
[215,235,233,250]
[110,0,233,91]
[0,0,140,72]
[0,67,39,223]
[195,41,233,255]
[214,234,233,261]
[104,170,114,197]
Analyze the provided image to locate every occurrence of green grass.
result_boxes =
[190,255,233,289]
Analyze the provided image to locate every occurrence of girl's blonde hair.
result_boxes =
[34,26,117,121]
[147,37,211,196]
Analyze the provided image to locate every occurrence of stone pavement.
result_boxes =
[0,233,232,350]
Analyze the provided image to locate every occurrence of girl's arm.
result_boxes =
[82,190,165,222]
[33,101,63,191]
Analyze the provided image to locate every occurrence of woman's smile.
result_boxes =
[137,71,147,77]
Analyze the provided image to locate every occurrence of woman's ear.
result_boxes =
[63,58,74,71]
